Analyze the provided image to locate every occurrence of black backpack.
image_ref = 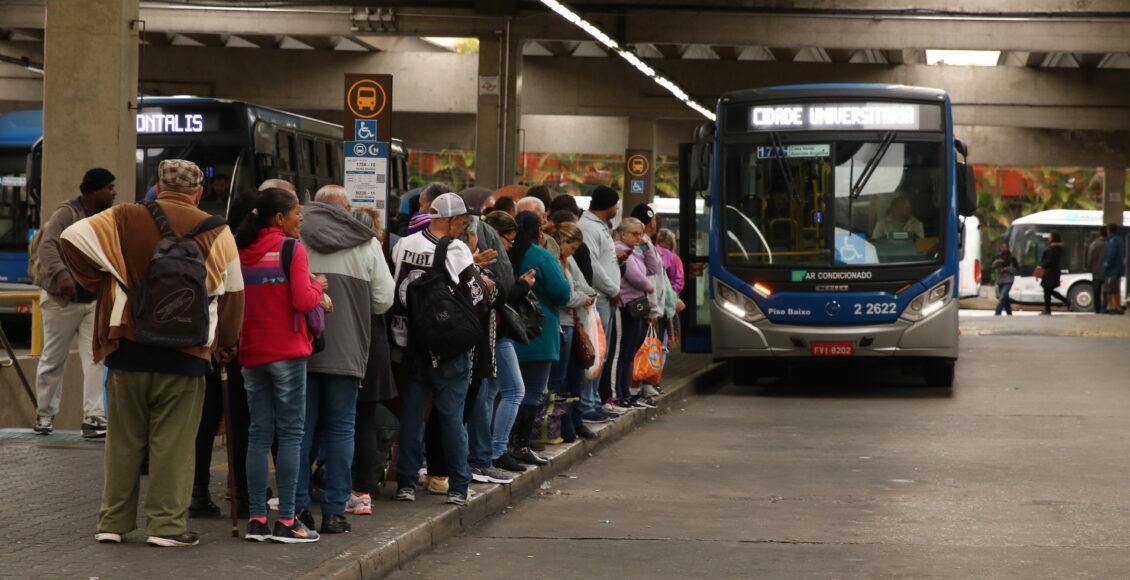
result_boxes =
[122,201,225,349]
[407,237,483,363]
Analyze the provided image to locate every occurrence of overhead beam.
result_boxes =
[7,5,1130,54]
[824,49,855,63]
[768,48,798,62]
[652,43,686,60]
[712,45,740,61]
[537,40,576,57]
[1074,53,1106,68]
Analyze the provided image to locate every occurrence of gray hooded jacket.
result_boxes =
[302,202,395,379]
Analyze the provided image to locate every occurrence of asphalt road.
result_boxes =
[393,330,1130,579]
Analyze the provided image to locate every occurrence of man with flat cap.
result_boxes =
[62,159,245,548]
[32,167,116,438]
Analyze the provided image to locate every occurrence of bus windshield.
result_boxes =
[137,145,246,216]
[721,138,945,267]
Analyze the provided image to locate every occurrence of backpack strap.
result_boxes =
[433,237,454,283]
[280,237,296,280]
[186,214,227,238]
[143,201,178,239]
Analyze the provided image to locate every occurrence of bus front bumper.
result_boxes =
[710,299,958,359]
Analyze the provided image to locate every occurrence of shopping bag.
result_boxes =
[582,306,607,380]
[632,323,664,385]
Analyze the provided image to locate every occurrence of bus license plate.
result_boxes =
[811,342,854,357]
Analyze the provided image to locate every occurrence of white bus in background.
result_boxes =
[958,215,981,299]
[573,195,684,232]
[1005,209,1130,311]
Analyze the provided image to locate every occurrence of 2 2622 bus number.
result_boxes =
[854,302,897,316]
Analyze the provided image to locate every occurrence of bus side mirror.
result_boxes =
[690,122,715,193]
[956,161,977,217]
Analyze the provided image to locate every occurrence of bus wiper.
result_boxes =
[768,132,799,201]
[849,131,896,199]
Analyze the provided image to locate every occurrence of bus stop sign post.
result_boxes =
[343,140,390,225]
[344,74,393,142]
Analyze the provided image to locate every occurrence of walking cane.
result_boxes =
[219,364,239,538]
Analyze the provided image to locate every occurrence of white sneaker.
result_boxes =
[603,401,630,414]
[346,492,372,516]
[95,532,122,544]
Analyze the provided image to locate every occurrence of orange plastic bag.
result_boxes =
[632,323,664,385]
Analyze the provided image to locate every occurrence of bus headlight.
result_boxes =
[901,277,953,322]
[715,280,765,323]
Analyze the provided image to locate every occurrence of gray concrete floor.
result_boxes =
[394,331,1130,579]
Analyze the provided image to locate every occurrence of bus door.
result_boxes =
[678,142,712,353]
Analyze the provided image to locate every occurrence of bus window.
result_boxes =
[300,137,315,176]
[314,140,329,179]
[136,145,243,216]
[277,132,294,173]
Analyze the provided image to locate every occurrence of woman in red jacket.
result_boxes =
[236,188,327,544]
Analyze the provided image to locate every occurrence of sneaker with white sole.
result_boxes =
[346,492,372,515]
[244,520,271,542]
[81,415,108,439]
[603,401,630,414]
[146,532,199,547]
[270,519,319,544]
[394,487,416,502]
[34,415,53,435]
[446,489,477,506]
[471,465,514,484]
[95,532,122,544]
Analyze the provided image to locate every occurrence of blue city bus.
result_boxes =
[679,85,977,387]
[0,97,411,286]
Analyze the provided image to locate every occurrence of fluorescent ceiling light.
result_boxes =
[539,0,715,121]
[925,50,1000,66]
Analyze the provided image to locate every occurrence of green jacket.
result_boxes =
[513,245,571,362]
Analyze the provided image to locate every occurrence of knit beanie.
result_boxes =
[589,185,619,211]
[80,168,115,194]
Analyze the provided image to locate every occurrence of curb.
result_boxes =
[303,359,729,580]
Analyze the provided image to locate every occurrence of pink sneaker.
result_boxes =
[346,492,372,516]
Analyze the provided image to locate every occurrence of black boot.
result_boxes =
[510,405,548,466]
[189,485,222,518]
[560,402,577,443]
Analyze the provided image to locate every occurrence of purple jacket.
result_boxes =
[617,240,656,306]
[658,246,685,294]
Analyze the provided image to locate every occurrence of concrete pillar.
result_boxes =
[623,117,657,215]
[1103,163,1127,226]
[474,32,522,190]
[42,0,138,220]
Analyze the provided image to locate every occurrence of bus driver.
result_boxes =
[872,196,924,240]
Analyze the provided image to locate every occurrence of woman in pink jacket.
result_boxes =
[236,188,327,544]
[613,217,658,407]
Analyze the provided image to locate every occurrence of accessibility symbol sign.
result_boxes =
[629,179,645,194]
[354,120,377,141]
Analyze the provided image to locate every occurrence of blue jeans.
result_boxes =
[468,339,525,465]
[995,283,1014,315]
[243,358,307,519]
[549,326,575,397]
[396,352,473,496]
[296,373,359,517]
[579,298,612,414]
[520,360,554,407]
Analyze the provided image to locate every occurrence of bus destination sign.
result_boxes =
[136,112,206,134]
[749,103,927,132]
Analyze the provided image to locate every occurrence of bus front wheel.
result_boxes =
[923,359,955,388]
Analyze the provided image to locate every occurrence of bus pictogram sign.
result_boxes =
[344,74,393,142]
[627,154,649,177]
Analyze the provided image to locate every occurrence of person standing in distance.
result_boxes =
[32,167,116,437]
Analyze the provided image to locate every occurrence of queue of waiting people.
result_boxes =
[41,160,684,546]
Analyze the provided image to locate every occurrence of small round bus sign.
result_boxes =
[347,79,387,119]
[627,154,649,177]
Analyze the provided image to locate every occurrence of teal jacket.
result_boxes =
[513,245,571,362]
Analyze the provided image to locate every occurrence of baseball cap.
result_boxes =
[429,192,468,218]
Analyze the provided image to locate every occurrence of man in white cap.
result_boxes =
[389,191,490,506]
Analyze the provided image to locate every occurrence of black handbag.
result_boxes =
[517,290,544,340]
[498,303,530,345]
[625,296,650,319]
